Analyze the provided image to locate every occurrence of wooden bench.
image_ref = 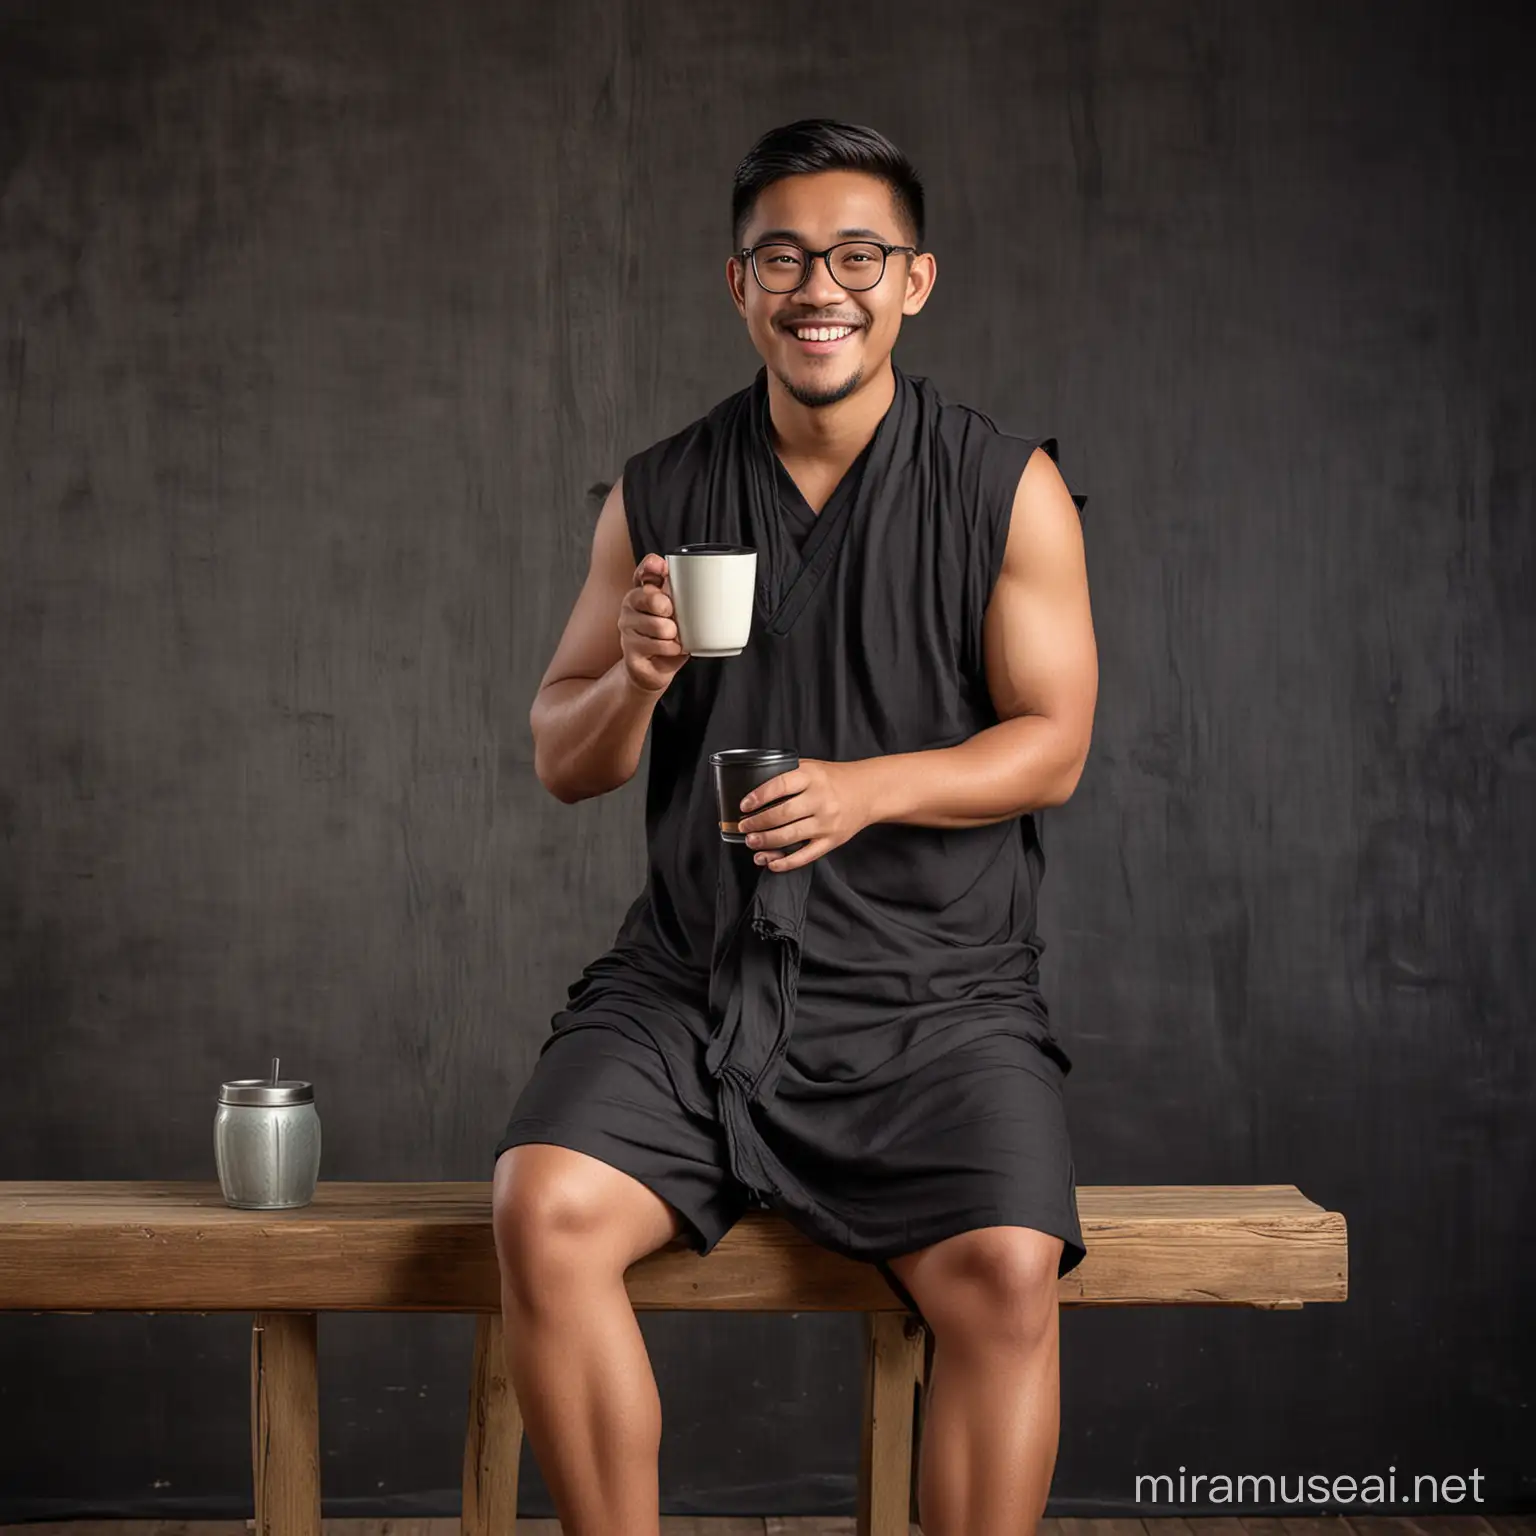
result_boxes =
[0,1181,1347,1535]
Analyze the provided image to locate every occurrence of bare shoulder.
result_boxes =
[983,445,1097,763]
[1000,445,1087,583]
[537,479,637,691]
[590,476,638,577]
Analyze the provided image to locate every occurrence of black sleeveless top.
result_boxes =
[550,363,1080,1201]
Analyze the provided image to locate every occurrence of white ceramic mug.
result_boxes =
[666,544,758,657]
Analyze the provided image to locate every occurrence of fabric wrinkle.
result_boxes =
[705,837,814,1203]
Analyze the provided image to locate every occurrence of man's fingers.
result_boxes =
[738,796,801,834]
[624,587,672,620]
[630,613,679,641]
[759,836,828,872]
[741,770,803,813]
[748,814,815,849]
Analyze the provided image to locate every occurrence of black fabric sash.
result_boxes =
[705,840,814,1202]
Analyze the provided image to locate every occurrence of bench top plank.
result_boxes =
[0,1181,1347,1312]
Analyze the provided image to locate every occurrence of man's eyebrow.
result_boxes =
[746,226,895,244]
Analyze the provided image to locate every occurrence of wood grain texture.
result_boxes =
[855,1314,926,1536]
[461,1311,521,1535]
[248,1313,320,1536]
[1348,1521,1506,1536]
[0,1181,1347,1311]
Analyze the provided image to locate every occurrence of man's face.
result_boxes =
[728,169,937,409]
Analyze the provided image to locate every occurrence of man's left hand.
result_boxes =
[736,758,874,873]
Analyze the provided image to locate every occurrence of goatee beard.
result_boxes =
[777,363,864,409]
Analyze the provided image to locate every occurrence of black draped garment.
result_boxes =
[503,362,1089,1294]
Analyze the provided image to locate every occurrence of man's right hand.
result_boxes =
[618,553,691,695]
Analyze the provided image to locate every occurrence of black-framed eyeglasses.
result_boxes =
[737,239,919,294]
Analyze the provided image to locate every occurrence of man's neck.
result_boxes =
[765,358,896,466]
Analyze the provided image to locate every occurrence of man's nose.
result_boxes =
[798,252,848,304]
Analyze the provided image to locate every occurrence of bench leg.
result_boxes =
[250,1312,321,1536]
[857,1312,927,1536]
[910,1325,933,1526]
[462,1309,523,1535]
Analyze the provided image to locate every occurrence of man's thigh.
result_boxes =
[493,1021,751,1256]
[763,1028,1087,1320]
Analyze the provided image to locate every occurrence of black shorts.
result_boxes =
[493,1016,1086,1323]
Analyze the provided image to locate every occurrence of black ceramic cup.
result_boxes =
[710,748,799,844]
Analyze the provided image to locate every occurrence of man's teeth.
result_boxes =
[792,325,855,341]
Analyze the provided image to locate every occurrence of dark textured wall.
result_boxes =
[1,0,1531,1519]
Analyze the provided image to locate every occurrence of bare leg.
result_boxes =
[887,1225,1065,1536]
[492,1143,684,1536]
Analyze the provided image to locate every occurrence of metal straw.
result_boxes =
[270,1056,280,1086]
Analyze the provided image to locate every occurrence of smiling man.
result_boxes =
[492,119,1098,1535]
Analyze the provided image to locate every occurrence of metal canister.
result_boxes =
[214,1067,322,1209]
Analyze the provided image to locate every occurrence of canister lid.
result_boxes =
[219,1078,314,1106]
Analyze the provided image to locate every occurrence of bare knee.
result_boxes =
[900,1227,1063,1354]
[492,1143,675,1310]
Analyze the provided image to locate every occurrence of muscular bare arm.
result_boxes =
[529,481,690,803]
[859,445,1098,826]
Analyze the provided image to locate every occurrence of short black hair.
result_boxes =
[731,118,925,250]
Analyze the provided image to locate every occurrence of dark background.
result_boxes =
[1,0,1531,1520]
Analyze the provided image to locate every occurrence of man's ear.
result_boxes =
[902,251,937,317]
[726,254,749,318]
